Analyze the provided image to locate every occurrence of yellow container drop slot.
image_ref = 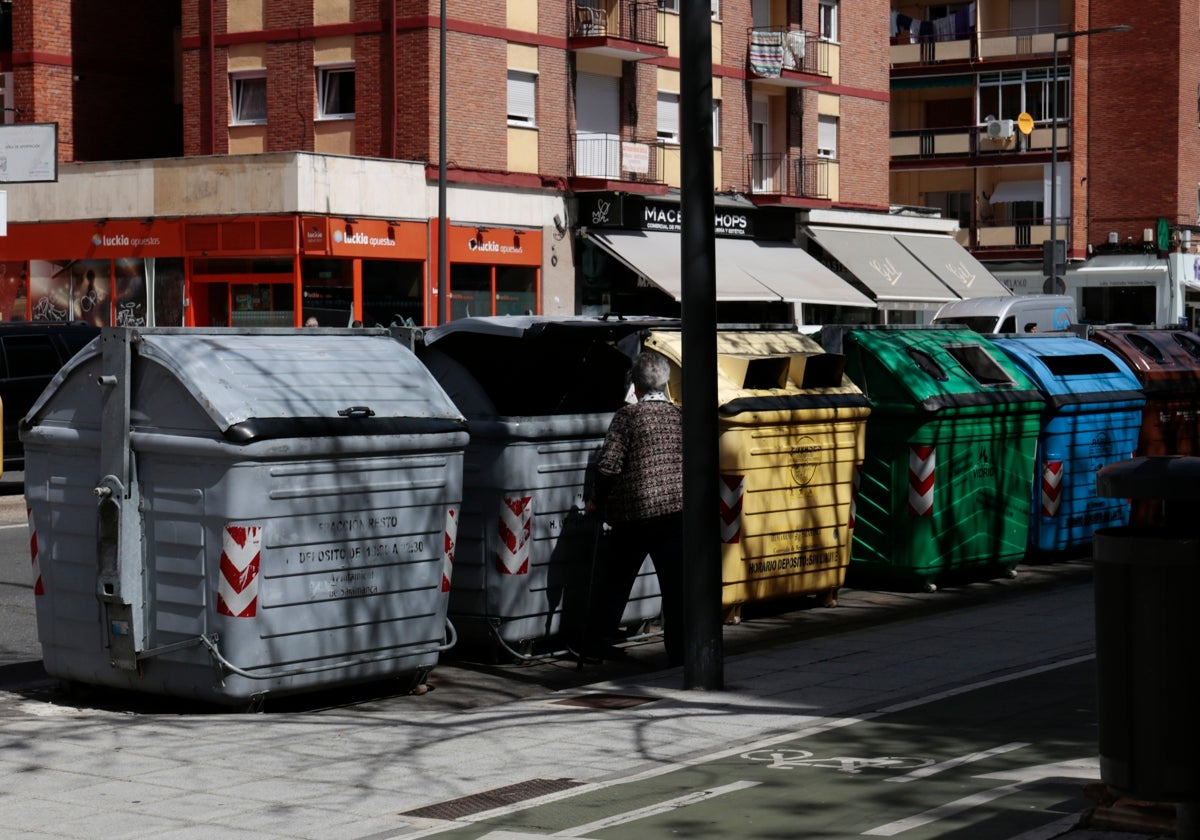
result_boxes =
[644,329,871,617]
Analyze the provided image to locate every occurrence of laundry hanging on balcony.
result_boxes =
[782,31,806,70]
[749,30,785,77]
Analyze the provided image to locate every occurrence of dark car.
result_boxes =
[1,322,101,474]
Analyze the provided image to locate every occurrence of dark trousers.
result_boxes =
[601,512,684,666]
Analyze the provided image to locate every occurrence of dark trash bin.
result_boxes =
[1094,456,1200,811]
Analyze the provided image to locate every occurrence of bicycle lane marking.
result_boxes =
[390,654,1095,840]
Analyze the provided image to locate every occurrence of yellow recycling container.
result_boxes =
[644,328,872,616]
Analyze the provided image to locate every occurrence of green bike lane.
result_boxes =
[412,657,1098,840]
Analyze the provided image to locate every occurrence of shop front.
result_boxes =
[435,223,542,321]
[0,214,434,328]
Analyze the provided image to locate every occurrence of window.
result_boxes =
[978,68,1067,124]
[658,0,678,12]
[818,0,838,41]
[712,100,722,146]
[507,70,537,127]
[657,91,680,144]
[317,65,355,119]
[230,73,267,125]
[817,114,837,158]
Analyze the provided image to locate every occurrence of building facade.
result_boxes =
[3,0,999,329]
[889,0,1200,327]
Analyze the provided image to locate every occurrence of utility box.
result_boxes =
[22,328,468,705]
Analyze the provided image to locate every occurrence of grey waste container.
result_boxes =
[22,327,468,705]
[417,315,680,659]
[1094,456,1200,806]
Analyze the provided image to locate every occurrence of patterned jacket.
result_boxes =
[594,395,684,522]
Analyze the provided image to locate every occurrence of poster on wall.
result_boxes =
[29,259,112,324]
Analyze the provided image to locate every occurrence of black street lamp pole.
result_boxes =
[1046,24,1131,292]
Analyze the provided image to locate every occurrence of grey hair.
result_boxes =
[630,351,670,393]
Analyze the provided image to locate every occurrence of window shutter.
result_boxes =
[507,71,536,124]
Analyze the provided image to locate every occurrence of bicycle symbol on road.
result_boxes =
[741,749,935,775]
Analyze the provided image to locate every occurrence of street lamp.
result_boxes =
[1045,23,1132,293]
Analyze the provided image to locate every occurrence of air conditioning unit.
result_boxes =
[986,119,1015,140]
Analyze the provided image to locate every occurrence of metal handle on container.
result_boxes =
[337,406,376,418]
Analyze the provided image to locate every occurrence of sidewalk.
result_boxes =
[0,579,1170,840]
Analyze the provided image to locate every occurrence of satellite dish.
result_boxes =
[1017,112,1035,135]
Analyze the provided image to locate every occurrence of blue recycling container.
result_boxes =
[989,335,1145,557]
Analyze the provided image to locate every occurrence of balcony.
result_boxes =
[747,27,829,87]
[570,133,667,190]
[747,154,832,202]
[890,23,1062,67]
[890,122,1068,161]
[569,0,667,62]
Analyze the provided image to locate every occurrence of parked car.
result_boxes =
[0,322,101,475]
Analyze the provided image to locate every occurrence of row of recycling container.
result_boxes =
[21,320,1200,704]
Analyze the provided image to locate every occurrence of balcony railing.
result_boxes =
[890,122,1069,159]
[570,0,662,47]
[747,27,828,80]
[747,153,830,199]
[890,23,1068,66]
[572,133,666,184]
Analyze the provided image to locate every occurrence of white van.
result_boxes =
[930,295,1076,334]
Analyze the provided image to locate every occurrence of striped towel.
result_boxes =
[749,30,784,77]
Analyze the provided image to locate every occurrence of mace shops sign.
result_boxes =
[579,194,755,238]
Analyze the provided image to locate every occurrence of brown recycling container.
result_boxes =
[1089,328,1200,458]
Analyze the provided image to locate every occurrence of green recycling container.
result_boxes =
[837,326,1044,591]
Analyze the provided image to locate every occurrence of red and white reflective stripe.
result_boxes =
[218,525,262,618]
[908,446,935,517]
[495,496,532,575]
[719,474,744,544]
[848,463,862,530]
[1041,460,1064,517]
[28,508,43,596]
[442,507,458,592]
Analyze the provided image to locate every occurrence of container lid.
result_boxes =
[644,329,870,412]
[987,335,1144,407]
[842,327,1043,411]
[1088,329,1200,389]
[28,328,466,441]
[420,315,682,417]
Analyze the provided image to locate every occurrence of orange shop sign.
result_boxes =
[1,219,184,260]
[321,218,427,258]
[447,224,541,265]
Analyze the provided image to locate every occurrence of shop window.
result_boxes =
[363,260,424,327]
[231,284,294,328]
[114,259,148,327]
[450,265,492,320]
[230,72,267,125]
[302,259,354,326]
[495,267,537,316]
[317,65,355,119]
[153,258,186,328]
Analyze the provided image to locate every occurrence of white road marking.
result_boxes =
[470,782,761,840]
[885,742,1030,783]
[0,523,29,530]
[864,758,1098,836]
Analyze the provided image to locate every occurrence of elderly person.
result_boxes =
[585,351,684,666]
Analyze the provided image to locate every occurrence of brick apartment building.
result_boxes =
[889,0,1200,327]
[2,0,1005,329]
